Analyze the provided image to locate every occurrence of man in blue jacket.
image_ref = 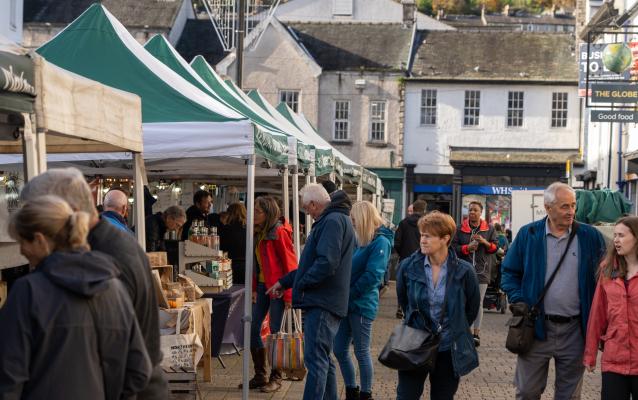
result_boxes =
[268,184,356,400]
[501,182,606,400]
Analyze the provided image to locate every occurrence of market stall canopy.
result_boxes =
[33,3,257,161]
[0,36,35,115]
[142,35,292,166]
[0,37,143,155]
[245,89,339,176]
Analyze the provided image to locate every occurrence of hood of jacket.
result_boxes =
[319,190,352,220]
[460,218,489,234]
[264,220,293,240]
[39,251,119,298]
[375,225,394,243]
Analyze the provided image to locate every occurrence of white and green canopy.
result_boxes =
[142,34,291,165]
[34,4,264,162]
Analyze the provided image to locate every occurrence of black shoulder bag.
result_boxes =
[505,222,578,355]
[379,288,447,371]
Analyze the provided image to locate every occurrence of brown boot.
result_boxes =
[238,347,268,389]
[260,369,283,393]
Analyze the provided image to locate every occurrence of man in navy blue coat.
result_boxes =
[268,183,355,400]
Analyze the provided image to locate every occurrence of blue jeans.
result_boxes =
[333,313,374,392]
[251,283,285,349]
[302,307,341,400]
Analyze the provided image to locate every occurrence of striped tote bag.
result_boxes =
[266,309,306,378]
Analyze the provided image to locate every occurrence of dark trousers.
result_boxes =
[602,372,638,400]
[397,350,460,400]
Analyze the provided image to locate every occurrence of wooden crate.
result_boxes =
[147,252,168,267]
[0,281,6,309]
[164,366,198,400]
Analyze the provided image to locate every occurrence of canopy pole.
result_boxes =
[305,174,312,238]
[21,113,39,181]
[282,167,290,223]
[242,155,256,400]
[291,166,301,259]
[132,153,146,249]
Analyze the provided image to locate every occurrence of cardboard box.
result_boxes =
[0,281,7,309]
[147,252,168,267]
[152,265,173,284]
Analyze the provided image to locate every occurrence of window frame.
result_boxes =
[463,90,481,127]
[333,100,351,141]
[279,89,301,113]
[551,92,568,128]
[369,100,387,142]
[420,89,437,126]
[507,91,524,128]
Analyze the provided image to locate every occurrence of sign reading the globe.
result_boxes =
[591,110,638,122]
[591,83,638,103]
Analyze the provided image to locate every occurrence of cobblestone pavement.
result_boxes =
[199,282,601,399]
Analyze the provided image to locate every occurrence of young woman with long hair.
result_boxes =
[243,196,297,393]
[333,201,393,400]
[584,216,638,399]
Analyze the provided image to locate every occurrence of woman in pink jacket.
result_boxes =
[584,216,638,399]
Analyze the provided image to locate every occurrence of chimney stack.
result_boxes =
[402,0,416,28]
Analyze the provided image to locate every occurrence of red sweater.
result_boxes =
[253,221,298,303]
[584,274,638,375]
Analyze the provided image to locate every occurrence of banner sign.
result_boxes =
[591,110,638,122]
[591,83,638,103]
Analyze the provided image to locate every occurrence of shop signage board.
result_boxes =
[413,184,545,195]
[580,43,633,97]
[591,83,638,103]
[591,110,638,122]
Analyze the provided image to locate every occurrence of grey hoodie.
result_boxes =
[0,251,151,400]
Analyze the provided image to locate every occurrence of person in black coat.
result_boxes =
[219,202,247,284]
[19,168,169,399]
[0,196,151,400]
[181,190,213,240]
[393,199,427,318]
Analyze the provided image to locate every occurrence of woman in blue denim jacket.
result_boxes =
[333,201,393,400]
[396,211,480,400]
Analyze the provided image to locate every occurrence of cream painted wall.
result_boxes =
[318,71,403,168]
[219,23,321,128]
[403,82,580,175]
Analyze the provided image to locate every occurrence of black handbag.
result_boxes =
[379,294,446,371]
[505,222,578,355]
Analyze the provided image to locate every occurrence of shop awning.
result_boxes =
[449,148,581,166]
[0,40,36,114]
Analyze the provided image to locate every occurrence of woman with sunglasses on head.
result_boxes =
[242,196,298,393]
[585,216,638,399]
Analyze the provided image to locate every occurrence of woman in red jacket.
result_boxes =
[584,216,638,399]
[243,196,297,393]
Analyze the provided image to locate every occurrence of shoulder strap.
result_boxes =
[532,222,579,314]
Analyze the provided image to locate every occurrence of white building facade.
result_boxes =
[1,0,23,44]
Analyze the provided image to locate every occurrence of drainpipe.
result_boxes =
[617,124,624,190]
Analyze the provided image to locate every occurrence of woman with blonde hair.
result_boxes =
[585,216,638,399]
[333,201,393,400]
[0,195,151,400]
[220,202,247,283]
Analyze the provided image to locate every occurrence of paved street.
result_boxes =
[199,282,601,399]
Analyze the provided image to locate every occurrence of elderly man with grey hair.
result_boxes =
[145,205,186,252]
[501,182,606,400]
[20,168,168,399]
[101,189,133,234]
[267,183,356,400]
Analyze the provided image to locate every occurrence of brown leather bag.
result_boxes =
[505,223,578,354]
